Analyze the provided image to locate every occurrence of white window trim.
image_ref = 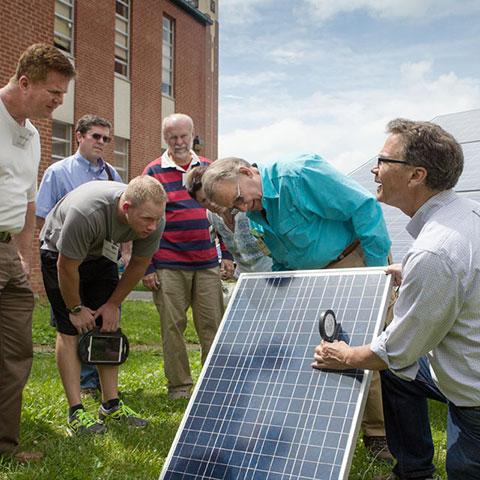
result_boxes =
[54,0,75,56]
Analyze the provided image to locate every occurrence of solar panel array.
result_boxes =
[349,109,480,262]
[160,269,392,480]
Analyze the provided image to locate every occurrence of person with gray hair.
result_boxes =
[313,119,480,480]
[39,176,166,435]
[202,153,394,461]
[36,113,123,396]
[185,166,273,277]
[0,43,75,462]
[142,113,231,400]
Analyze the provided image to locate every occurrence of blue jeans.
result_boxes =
[381,357,480,479]
[80,363,100,389]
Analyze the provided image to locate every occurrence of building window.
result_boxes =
[115,0,130,77]
[113,137,129,182]
[210,0,216,13]
[52,121,72,163]
[162,16,174,97]
[54,0,74,55]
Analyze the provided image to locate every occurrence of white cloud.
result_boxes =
[269,41,308,64]
[219,62,480,173]
[221,71,286,89]
[299,0,478,21]
[400,60,433,83]
[220,0,276,25]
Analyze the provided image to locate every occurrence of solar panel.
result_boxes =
[432,109,480,143]
[456,142,480,192]
[160,269,392,480]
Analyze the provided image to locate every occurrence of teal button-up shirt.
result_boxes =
[247,154,391,271]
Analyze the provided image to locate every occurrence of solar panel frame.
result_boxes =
[160,268,393,480]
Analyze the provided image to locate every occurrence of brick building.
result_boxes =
[0,0,219,293]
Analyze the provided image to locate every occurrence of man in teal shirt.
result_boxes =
[202,154,390,271]
[202,153,393,460]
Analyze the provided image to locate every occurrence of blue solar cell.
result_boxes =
[160,269,392,480]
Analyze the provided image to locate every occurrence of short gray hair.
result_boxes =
[162,113,194,138]
[202,157,251,200]
[387,118,463,191]
[124,175,167,208]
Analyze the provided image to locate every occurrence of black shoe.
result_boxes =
[68,408,107,435]
[364,435,394,463]
[98,400,148,428]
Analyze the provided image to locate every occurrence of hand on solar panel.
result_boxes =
[385,262,402,286]
[311,340,352,370]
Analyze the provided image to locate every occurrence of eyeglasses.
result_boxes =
[232,181,246,209]
[89,133,111,143]
[376,156,409,167]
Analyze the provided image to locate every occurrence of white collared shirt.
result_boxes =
[371,190,480,406]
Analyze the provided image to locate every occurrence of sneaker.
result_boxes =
[98,400,148,428]
[364,435,394,463]
[68,408,107,435]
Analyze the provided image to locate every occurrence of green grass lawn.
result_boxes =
[0,298,447,479]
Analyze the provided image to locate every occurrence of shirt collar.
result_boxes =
[256,163,279,200]
[160,149,201,171]
[406,189,458,239]
[74,150,106,171]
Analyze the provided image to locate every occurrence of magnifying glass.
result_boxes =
[318,309,339,342]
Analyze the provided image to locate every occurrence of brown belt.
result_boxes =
[327,239,360,267]
[0,232,12,243]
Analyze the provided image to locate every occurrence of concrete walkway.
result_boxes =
[126,290,152,301]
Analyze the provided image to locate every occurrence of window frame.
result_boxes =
[54,0,75,55]
[113,136,129,182]
[115,0,130,78]
[51,121,73,163]
[162,16,174,98]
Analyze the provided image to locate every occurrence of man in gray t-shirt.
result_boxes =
[40,176,166,435]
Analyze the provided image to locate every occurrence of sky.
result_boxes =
[217,0,480,173]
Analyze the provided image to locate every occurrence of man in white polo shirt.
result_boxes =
[0,43,75,462]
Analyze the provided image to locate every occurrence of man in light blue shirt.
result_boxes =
[202,153,393,460]
[36,114,122,396]
[36,114,122,220]
[202,154,391,271]
[312,119,480,480]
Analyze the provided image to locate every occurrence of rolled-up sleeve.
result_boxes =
[371,249,460,379]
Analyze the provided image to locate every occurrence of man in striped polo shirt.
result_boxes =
[143,113,233,400]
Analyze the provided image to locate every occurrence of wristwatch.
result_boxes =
[67,304,83,315]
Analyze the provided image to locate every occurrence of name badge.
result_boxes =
[102,239,120,263]
[12,127,34,149]
[251,228,271,256]
[255,237,271,256]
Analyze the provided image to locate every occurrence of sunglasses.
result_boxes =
[376,156,409,167]
[89,132,111,143]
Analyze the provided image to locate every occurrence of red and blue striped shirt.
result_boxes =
[143,151,232,272]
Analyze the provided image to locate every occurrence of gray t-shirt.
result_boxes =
[40,181,164,261]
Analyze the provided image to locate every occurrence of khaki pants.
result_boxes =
[153,267,224,391]
[327,244,394,437]
[0,242,34,454]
